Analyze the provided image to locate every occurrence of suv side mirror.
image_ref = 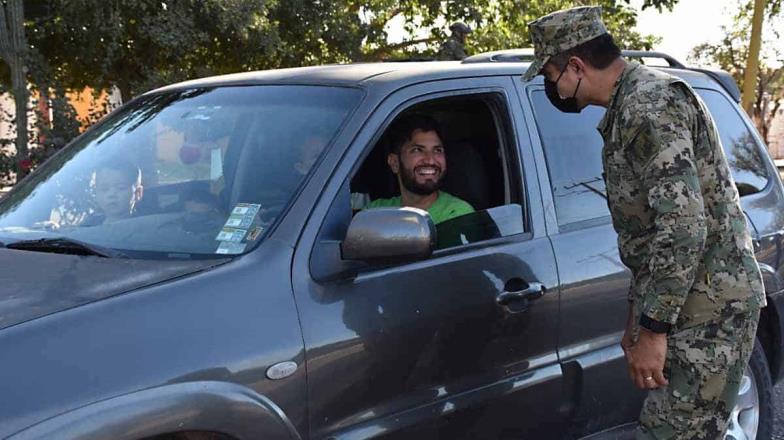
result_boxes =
[342,208,436,262]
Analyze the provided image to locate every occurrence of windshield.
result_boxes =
[0,85,362,259]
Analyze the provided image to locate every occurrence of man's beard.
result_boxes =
[399,164,444,196]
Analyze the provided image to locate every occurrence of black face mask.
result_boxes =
[544,64,583,114]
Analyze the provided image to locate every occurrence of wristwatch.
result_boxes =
[639,314,671,334]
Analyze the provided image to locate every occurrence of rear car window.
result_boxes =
[532,85,770,231]
[530,90,609,228]
[695,89,769,195]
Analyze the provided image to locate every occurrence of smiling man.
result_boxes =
[365,114,474,224]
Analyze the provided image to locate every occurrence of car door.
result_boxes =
[519,83,646,437]
[291,77,566,439]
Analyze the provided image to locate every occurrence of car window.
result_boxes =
[695,89,769,195]
[435,204,524,249]
[530,90,609,229]
[350,93,525,251]
[531,86,770,230]
[0,85,362,259]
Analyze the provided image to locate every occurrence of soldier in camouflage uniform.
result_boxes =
[522,6,766,439]
[437,22,472,60]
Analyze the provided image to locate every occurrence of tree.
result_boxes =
[461,0,660,58]
[268,0,665,64]
[29,0,280,102]
[690,1,783,146]
[0,0,31,182]
[31,1,670,95]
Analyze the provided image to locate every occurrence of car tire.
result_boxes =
[725,339,773,440]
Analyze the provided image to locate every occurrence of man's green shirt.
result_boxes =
[365,191,474,225]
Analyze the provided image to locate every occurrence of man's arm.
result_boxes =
[620,85,706,388]
[625,84,708,328]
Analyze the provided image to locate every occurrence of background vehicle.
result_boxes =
[0,51,781,440]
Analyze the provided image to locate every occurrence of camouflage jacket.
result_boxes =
[597,62,766,328]
[437,38,468,60]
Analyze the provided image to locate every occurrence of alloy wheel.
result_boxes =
[724,365,759,440]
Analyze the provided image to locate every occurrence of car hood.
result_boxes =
[0,248,228,331]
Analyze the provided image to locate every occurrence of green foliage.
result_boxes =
[461,0,660,57]
[28,0,280,100]
[622,0,679,12]
[689,0,783,145]
[25,0,666,97]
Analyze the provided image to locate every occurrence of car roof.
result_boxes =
[150,56,730,99]
[151,61,527,92]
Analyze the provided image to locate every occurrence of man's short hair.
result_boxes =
[548,33,621,71]
[386,114,444,155]
[94,160,142,186]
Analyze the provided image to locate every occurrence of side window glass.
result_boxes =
[350,93,525,250]
[530,90,609,228]
[435,203,524,249]
[695,89,769,194]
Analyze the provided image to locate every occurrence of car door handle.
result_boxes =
[496,281,546,306]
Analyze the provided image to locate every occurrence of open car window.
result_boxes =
[435,204,525,249]
[349,92,526,252]
[0,85,361,259]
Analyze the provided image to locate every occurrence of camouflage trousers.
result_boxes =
[636,307,760,440]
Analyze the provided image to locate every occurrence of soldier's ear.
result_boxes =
[568,56,587,76]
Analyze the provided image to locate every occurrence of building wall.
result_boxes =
[0,90,37,154]
[66,87,122,126]
[0,86,122,155]
[768,106,784,159]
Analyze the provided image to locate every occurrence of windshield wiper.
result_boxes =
[6,237,126,258]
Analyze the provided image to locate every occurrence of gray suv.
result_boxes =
[0,51,781,440]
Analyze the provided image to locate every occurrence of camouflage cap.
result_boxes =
[521,6,608,81]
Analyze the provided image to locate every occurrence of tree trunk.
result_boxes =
[741,0,765,115]
[11,57,28,180]
[0,0,30,183]
[115,80,133,105]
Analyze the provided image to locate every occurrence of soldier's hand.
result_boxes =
[620,304,634,354]
[625,328,668,390]
[621,327,634,355]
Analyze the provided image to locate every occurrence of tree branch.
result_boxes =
[372,7,402,28]
[364,36,437,59]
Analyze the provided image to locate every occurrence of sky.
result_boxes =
[630,0,737,65]
[630,0,783,68]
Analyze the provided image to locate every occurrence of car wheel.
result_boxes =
[725,339,773,440]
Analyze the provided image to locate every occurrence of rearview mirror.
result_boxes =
[342,208,435,262]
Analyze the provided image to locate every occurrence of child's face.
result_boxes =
[94,169,135,221]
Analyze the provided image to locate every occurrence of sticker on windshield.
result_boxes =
[247,226,264,241]
[215,227,247,243]
[224,213,254,229]
[231,203,261,217]
[216,241,247,254]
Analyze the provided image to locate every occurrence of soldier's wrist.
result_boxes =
[639,314,672,334]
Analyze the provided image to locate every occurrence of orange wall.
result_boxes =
[67,87,110,129]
